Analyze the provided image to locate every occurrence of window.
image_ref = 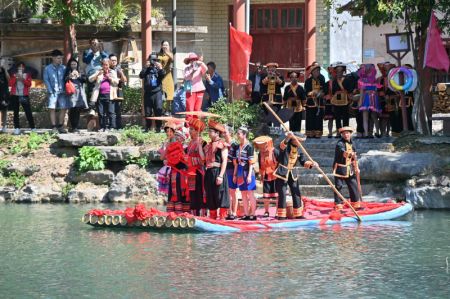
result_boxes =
[272,9,278,28]
[288,8,295,27]
[257,9,263,28]
[251,6,303,31]
[264,9,271,28]
[281,9,287,28]
[296,8,303,27]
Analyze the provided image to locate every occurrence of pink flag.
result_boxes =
[229,24,253,84]
[424,11,450,72]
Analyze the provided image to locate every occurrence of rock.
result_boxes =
[143,148,161,162]
[0,186,16,201]
[51,168,70,178]
[438,176,450,187]
[67,169,115,185]
[359,151,445,181]
[67,182,108,203]
[107,164,163,203]
[95,146,140,162]
[405,186,450,209]
[57,132,119,147]
[15,184,64,203]
[406,178,416,187]
[416,175,438,186]
[6,164,40,176]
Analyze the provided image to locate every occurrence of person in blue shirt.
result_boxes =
[203,61,224,110]
[83,38,108,77]
[43,49,70,133]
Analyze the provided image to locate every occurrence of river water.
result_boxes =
[0,204,449,298]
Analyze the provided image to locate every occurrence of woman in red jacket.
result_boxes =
[9,62,35,135]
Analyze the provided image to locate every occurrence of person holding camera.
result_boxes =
[9,62,36,135]
[0,63,10,133]
[89,58,119,131]
[183,53,207,120]
[139,53,166,132]
[109,54,127,129]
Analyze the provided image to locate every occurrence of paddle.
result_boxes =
[262,102,362,222]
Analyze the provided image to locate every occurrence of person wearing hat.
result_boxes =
[332,126,362,210]
[183,53,207,121]
[43,49,70,133]
[358,64,382,138]
[186,118,207,216]
[254,136,278,218]
[304,63,327,138]
[160,120,188,214]
[274,132,318,220]
[262,62,284,104]
[376,62,397,137]
[233,126,257,220]
[283,70,306,133]
[330,62,357,137]
[324,64,336,138]
[401,64,415,131]
[204,119,230,220]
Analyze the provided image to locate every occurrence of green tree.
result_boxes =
[326,0,450,134]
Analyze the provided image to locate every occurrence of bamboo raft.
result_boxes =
[82,199,413,233]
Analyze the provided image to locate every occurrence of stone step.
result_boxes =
[300,142,394,152]
[297,173,335,185]
[300,184,376,198]
[303,137,396,144]
[95,146,140,162]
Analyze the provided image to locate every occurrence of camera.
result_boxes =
[149,53,160,64]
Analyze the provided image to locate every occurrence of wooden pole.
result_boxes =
[263,102,362,222]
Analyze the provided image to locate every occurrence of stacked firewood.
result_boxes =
[432,83,450,113]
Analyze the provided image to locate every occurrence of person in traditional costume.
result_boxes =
[330,62,357,137]
[254,136,278,218]
[376,62,398,136]
[358,64,381,138]
[204,119,230,220]
[186,118,207,216]
[332,126,362,210]
[274,132,317,220]
[304,64,327,138]
[160,120,189,214]
[233,127,257,220]
[283,70,306,133]
[222,126,239,220]
[261,62,284,126]
[401,64,415,131]
[324,64,336,138]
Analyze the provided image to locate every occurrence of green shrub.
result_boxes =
[74,146,106,172]
[120,125,165,146]
[122,86,142,113]
[27,132,53,151]
[208,98,263,133]
[0,159,10,174]
[126,155,149,169]
[8,172,26,189]
[62,183,76,198]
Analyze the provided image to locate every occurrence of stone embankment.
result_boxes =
[0,131,449,209]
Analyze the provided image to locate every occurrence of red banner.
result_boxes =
[424,11,450,72]
[229,25,253,84]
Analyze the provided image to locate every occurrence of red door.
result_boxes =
[230,4,305,69]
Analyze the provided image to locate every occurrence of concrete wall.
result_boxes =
[329,0,362,66]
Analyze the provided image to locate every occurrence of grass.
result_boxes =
[120,125,165,146]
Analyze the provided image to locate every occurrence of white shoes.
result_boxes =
[13,128,21,135]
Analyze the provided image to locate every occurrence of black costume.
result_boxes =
[331,76,357,133]
[332,137,361,208]
[283,83,306,132]
[274,137,312,219]
[304,75,327,137]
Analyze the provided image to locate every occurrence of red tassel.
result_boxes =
[329,210,343,221]
[219,208,228,220]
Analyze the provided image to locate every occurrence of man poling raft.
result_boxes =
[333,126,362,211]
[274,131,318,220]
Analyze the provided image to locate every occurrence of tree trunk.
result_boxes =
[69,23,78,59]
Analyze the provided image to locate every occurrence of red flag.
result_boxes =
[229,24,253,84]
[424,11,450,72]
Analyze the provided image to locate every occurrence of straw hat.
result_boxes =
[333,62,347,71]
[338,126,354,133]
[208,118,226,133]
[184,52,199,64]
[309,64,321,74]
[287,70,301,78]
[266,62,279,68]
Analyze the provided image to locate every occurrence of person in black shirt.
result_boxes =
[139,52,165,132]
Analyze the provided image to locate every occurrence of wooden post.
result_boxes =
[141,0,152,126]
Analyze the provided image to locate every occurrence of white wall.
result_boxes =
[329,0,363,65]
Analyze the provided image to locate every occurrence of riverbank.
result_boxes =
[0,128,449,208]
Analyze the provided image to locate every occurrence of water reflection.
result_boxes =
[0,205,449,298]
